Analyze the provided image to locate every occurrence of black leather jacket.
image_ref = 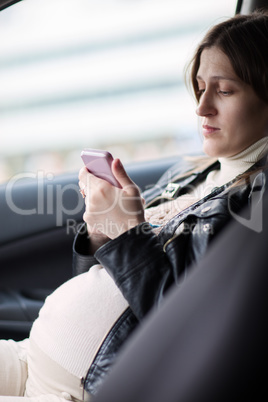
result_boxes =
[72,157,265,397]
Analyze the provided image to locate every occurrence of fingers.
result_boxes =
[112,159,135,189]
[78,166,88,183]
[78,167,88,197]
[78,167,100,199]
[80,160,135,193]
[78,159,145,240]
[79,187,86,198]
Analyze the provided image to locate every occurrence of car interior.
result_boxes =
[0,154,178,340]
[0,0,232,341]
[0,0,267,399]
[94,186,268,402]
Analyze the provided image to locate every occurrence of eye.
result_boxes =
[218,90,233,96]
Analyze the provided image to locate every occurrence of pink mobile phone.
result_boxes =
[81,148,122,188]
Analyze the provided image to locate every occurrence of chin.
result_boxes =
[202,143,221,158]
[202,140,232,158]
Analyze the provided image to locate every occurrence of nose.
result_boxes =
[196,91,217,117]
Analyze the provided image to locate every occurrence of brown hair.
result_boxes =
[188,10,268,103]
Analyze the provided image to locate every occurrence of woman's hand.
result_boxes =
[79,158,145,240]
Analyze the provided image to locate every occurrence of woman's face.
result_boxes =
[196,46,268,158]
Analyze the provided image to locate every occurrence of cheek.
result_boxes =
[224,102,255,137]
[226,103,247,125]
[228,103,268,152]
[234,98,268,131]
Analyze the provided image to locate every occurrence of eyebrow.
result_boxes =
[196,75,239,83]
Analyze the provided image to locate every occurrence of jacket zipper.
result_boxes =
[145,194,176,208]
[80,376,85,401]
[163,223,185,252]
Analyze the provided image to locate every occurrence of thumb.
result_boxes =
[112,158,135,189]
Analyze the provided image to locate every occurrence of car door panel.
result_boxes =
[0,157,177,340]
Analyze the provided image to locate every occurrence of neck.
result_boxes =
[208,137,268,188]
[219,137,268,166]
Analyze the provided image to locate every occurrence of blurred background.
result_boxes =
[0,0,236,183]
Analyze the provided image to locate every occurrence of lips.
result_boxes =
[202,125,220,136]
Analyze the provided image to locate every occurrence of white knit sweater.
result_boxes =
[145,137,268,226]
[29,136,268,395]
[29,265,128,380]
[200,136,268,195]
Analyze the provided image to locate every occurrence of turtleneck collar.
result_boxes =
[219,136,268,166]
[206,137,268,188]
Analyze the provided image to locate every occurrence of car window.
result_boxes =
[0,0,236,183]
